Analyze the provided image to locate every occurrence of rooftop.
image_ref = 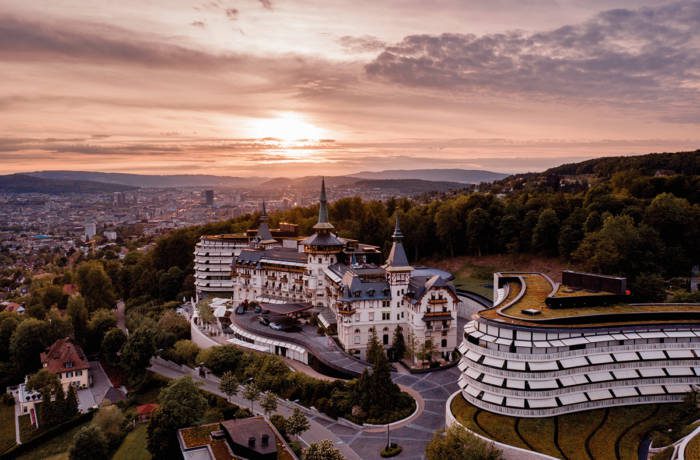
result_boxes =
[40,337,90,374]
[479,272,700,328]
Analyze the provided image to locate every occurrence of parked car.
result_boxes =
[235,305,246,315]
[269,321,283,331]
[254,305,262,313]
[258,315,270,325]
[269,319,300,332]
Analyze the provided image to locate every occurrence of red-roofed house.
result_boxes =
[40,337,91,391]
[136,403,159,423]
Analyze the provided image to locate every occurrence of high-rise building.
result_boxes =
[203,190,214,206]
[84,222,96,241]
[112,192,126,207]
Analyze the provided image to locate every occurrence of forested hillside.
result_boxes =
[127,150,699,305]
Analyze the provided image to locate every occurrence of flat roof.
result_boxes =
[479,272,700,328]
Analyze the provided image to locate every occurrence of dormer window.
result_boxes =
[65,361,73,369]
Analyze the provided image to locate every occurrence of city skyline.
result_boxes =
[1,0,699,177]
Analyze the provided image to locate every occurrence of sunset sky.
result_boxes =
[1,0,699,176]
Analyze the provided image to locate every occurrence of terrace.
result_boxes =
[479,272,700,328]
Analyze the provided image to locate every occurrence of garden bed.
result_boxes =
[450,394,695,460]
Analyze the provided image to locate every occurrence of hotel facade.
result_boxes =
[456,271,700,417]
[194,180,459,361]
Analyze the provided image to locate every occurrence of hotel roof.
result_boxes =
[479,272,700,328]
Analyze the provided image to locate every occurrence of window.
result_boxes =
[369,312,374,321]
[441,339,447,348]
[382,312,390,321]
[383,334,389,345]
[354,335,361,344]
[66,371,73,378]
[76,370,82,376]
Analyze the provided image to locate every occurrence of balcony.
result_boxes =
[428,298,448,305]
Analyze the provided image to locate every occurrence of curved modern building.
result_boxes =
[457,271,700,417]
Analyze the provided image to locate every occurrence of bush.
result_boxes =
[381,443,402,457]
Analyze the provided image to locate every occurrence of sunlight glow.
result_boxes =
[250,112,326,142]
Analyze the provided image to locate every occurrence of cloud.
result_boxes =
[0,15,237,68]
[338,35,386,54]
[190,20,207,28]
[225,8,239,20]
[259,0,273,10]
[365,1,700,119]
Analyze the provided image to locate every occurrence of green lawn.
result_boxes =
[18,414,37,443]
[113,424,151,460]
[451,395,691,460]
[16,419,91,460]
[0,404,17,454]
[452,266,494,300]
[685,433,700,460]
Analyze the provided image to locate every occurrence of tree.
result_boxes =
[26,368,60,393]
[91,404,125,447]
[67,296,89,346]
[148,377,207,458]
[120,326,156,384]
[0,312,20,362]
[466,208,492,256]
[197,299,215,326]
[101,328,127,365]
[426,424,503,460]
[75,261,116,311]
[87,309,117,352]
[69,426,108,460]
[10,318,56,375]
[201,345,247,375]
[171,339,200,366]
[286,407,310,438]
[158,266,185,300]
[219,371,239,402]
[419,339,435,365]
[260,391,278,416]
[392,327,406,361]
[304,440,345,460]
[531,208,560,256]
[243,382,261,412]
[64,385,79,418]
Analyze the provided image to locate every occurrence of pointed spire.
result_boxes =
[257,200,272,241]
[392,216,403,240]
[313,177,334,231]
[386,215,410,268]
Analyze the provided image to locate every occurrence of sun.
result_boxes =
[251,112,325,142]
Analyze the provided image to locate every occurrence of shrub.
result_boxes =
[381,443,403,457]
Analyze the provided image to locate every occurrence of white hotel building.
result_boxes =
[195,180,460,361]
[456,271,700,417]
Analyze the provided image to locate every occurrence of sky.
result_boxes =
[0,0,699,177]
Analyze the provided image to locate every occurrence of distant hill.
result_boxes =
[258,175,466,195]
[543,150,700,177]
[349,168,507,184]
[28,171,268,188]
[0,174,136,194]
[353,178,466,194]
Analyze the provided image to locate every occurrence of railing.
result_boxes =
[428,298,448,305]
[462,375,700,398]
[460,357,699,379]
[459,391,684,418]
[460,337,700,361]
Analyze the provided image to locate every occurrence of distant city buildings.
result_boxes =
[203,189,214,206]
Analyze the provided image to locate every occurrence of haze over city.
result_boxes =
[1,0,699,176]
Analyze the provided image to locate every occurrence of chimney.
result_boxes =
[261,434,269,447]
[248,436,256,448]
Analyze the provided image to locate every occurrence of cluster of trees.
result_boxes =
[353,330,415,422]
[25,369,78,427]
[194,334,414,424]
[68,404,126,460]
